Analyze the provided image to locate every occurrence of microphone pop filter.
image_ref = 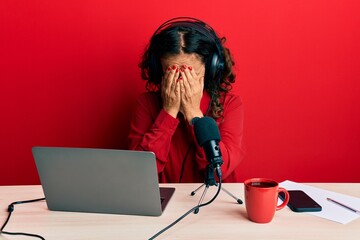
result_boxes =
[193,117,220,146]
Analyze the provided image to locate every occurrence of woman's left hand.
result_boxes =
[179,65,205,123]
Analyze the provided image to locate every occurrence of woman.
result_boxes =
[128,17,245,183]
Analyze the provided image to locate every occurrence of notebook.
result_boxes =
[32,147,175,216]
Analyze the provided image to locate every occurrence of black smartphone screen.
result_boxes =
[279,190,322,212]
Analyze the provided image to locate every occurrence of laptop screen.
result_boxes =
[32,147,174,216]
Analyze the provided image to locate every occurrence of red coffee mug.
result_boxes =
[244,178,290,223]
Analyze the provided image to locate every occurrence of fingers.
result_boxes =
[180,65,205,82]
[171,69,180,92]
[162,66,177,89]
[164,64,204,98]
[180,66,191,91]
[161,65,181,117]
[163,66,180,95]
[174,77,180,96]
[198,67,205,88]
[179,65,205,93]
[179,65,204,122]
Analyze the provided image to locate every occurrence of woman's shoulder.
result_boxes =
[221,92,244,118]
[137,91,161,103]
[223,92,243,106]
[135,91,162,113]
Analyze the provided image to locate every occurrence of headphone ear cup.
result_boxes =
[205,53,223,88]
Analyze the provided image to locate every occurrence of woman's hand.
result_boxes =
[161,66,181,118]
[179,65,205,123]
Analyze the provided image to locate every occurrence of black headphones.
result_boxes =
[149,17,225,86]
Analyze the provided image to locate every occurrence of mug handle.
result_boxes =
[276,187,290,210]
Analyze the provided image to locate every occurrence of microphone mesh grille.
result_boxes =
[193,117,220,146]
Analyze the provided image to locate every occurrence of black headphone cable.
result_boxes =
[149,167,222,240]
[1,197,46,239]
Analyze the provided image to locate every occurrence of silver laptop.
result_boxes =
[32,147,175,216]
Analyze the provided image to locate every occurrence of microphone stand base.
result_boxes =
[190,165,243,214]
[191,183,243,213]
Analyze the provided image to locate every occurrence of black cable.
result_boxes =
[149,167,223,240]
[1,197,46,239]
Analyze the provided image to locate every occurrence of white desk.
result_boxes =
[1,183,359,239]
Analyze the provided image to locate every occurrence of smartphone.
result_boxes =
[278,190,322,212]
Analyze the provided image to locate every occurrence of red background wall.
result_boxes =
[1,1,359,185]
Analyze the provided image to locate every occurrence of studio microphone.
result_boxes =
[192,117,224,170]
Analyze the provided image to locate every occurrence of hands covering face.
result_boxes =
[161,65,205,122]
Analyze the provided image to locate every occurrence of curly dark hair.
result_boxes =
[139,22,236,119]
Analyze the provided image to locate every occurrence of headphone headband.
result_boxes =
[149,17,225,89]
[153,17,219,42]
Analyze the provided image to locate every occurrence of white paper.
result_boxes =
[279,180,360,224]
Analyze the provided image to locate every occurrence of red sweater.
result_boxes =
[128,91,245,183]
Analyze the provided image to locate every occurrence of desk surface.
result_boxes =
[1,183,359,240]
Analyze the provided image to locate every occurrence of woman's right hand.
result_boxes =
[161,66,181,118]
